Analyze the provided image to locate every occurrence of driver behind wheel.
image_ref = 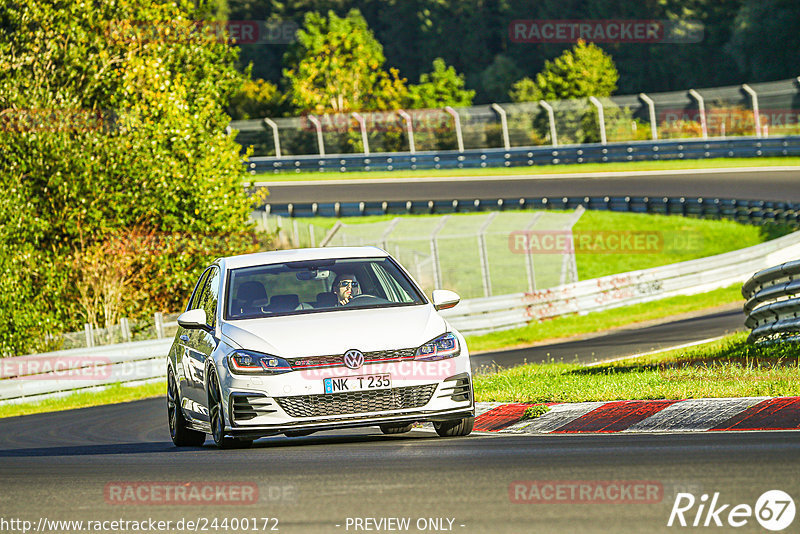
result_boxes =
[332,273,360,305]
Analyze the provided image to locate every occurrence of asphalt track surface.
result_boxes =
[1,401,798,534]
[259,167,800,204]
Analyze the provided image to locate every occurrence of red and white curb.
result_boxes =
[472,397,800,433]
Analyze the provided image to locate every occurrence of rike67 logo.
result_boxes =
[668,490,795,530]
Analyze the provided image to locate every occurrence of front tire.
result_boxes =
[208,371,253,449]
[433,416,474,437]
[167,371,206,447]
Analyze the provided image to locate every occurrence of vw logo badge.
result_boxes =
[343,349,365,370]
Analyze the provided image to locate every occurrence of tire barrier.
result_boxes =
[743,260,800,343]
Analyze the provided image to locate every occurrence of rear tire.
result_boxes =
[380,423,414,434]
[167,371,206,447]
[433,416,474,437]
[208,371,253,450]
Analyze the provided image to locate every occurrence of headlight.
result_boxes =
[228,350,292,375]
[415,332,460,361]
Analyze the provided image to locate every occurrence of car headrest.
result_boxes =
[236,281,267,303]
[269,294,300,312]
[315,292,338,308]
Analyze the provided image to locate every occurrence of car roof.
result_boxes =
[220,246,389,270]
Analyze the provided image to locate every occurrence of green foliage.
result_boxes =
[511,40,618,103]
[406,58,475,109]
[0,0,258,355]
[728,0,800,80]
[282,9,408,114]
[227,78,286,119]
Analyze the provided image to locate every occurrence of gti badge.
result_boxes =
[343,349,365,370]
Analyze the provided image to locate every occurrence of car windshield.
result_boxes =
[225,256,426,320]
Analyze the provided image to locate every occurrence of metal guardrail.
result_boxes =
[441,230,800,336]
[249,136,800,175]
[264,195,800,227]
[7,230,800,404]
[743,260,800,343]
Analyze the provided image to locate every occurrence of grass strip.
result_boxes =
[254,157,800,182]
[465,284,744,354]
[474,333,800,403]
[0,381,165,419]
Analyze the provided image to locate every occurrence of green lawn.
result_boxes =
[253,157,800,182]
[474,333,800,403]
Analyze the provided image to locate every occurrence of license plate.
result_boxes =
[323,374,391,393]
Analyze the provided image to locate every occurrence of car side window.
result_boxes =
[187,269,211,312]
[198,267,221,328]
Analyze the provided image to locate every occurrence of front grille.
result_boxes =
[438,373,472,403]
[287,348,416,370]
[275,384,437,418]
[231,394,278,422]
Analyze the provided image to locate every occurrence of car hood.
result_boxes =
[220,305,447,358]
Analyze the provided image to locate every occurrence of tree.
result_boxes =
[406,58,476,109]
[509,40,618,103]
[282,9,408,114]
[0,0,258,355]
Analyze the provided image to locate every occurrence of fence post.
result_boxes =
[351,112,370,155]
[429,216,451,289]
[539,100,558,147]
[380,217,400,250]
[307,114,325,156]
[84,323,94,348]
[309,224,316,247]
[589,96,607,145]
[639,93,658,140]
[154,312,164,340]
[490,103,510,150]
[524,212,544,292]
[478,213,497,297]
[688,89,708,139]
[741,84,762,138]
[120,317,131,343]
[263,118,282,157]
[443,106,464,152]
[397,110,415,154]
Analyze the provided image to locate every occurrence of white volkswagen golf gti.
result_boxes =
[167,246,474,448]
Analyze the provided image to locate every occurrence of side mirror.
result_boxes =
[432,289,460,311]
[177,309,210,331]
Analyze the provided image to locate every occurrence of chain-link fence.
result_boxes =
[320,209,584,299]
[232,78,800,157]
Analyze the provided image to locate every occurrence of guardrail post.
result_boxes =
[490,103,510,150]
[307,114,325,156]
[263,118,282,157]
[351,112,370,155]
[688,89,708,139]
[638,93,658,140]
[429,216,450,289]
[154,312,164,340]
[478,213,497,297]
[588,96,607,145]
[741,84,762,138]
[443,106,464,152]
[396,110,415,154]
[539,100,558,147]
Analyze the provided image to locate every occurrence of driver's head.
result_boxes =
[333,273,359,304]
